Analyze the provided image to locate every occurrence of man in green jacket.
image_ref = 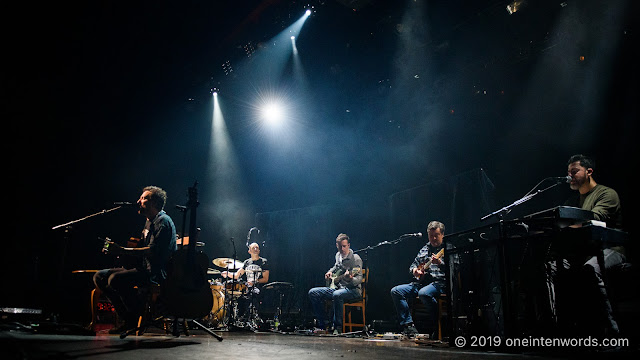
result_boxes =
[563,154,625,337]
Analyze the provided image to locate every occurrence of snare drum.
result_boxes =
[224,280,246,295]
[209,280,224,292]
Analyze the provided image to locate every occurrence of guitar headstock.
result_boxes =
[101,237,112,254]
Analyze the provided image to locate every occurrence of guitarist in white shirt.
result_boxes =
[308,233,363,335]
[390,221,446,338]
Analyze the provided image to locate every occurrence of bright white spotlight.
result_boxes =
[305,9,311,16]
[261,101,286,126]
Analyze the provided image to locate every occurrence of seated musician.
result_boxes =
[308,233,363,335]
[93,186,177,334]
[222,242,269,324]
[390,220,446,338]
[558,154,625,336]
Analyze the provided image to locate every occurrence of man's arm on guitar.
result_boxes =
[344,257,364,286]
[409,253,423,278]
[105,241,151,255]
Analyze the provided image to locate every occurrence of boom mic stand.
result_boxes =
[226,237,245,331]
[343,234,422,338]
[50,205,128,328]
[479,177,567,338]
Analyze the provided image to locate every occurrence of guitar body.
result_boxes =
[414,248,445,282]
[326,269,344,289]
[161,182,213,319]
[326,267,362,289]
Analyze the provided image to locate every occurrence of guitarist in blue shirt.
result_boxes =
[308,233,363,335]
[390,221,446,338]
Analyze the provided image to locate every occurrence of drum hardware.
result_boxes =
[263,282,294,331]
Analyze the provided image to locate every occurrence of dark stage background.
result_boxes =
[2,0,637,329]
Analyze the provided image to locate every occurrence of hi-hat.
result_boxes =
[212,258,243,269]
[207,268,221,275]
[263,281,294,290]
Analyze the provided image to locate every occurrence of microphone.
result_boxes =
[114,201,135,206]
[403,232,423,237]
[554,176,572,183]
[247,227,259,247]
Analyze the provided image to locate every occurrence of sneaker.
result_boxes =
[402,324,419,337]
[312,327,328,334]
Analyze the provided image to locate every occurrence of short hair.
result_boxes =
[143,186,167,211]
[427,221,445,234]
[567,154,595,171]
[336,233,350,243]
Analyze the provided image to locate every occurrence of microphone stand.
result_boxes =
[50,205,128,323]
[227,237,242,331]
[347,234,419,338]
[480,179,566,222]
[52,205,125,230]
[479,177,566,338]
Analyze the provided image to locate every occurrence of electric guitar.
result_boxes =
[414,248,444,281]
[326,266,362,289]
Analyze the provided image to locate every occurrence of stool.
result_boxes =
[123,284,173,337]
[410,293,448,340]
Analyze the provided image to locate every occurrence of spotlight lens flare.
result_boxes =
[261,101,286,125]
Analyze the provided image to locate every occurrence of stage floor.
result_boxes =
[2,326,637,360]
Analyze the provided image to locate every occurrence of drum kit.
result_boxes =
[204,257,293,332]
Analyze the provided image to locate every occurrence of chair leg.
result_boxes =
[437,298,447,340]
[89,288,101,331]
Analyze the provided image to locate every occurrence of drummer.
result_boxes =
[221,242,269,322]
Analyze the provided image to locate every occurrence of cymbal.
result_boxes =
[212,257,243,269]
[263,281,294,290]
[207,268,221,275]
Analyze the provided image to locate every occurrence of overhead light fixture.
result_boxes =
[506,1,524,15]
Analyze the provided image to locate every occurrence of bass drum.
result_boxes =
[205,287,226,328]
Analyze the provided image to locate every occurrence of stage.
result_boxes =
[2,325,636,359]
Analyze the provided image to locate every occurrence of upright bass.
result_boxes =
[163,182,213,319]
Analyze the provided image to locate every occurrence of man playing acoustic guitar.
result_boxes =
[390,221,446,338]
[93,186,177,334]
[308,233,363,335]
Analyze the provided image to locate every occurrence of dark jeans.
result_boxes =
[93,267,149,324]
[390,281,445,330]
[308,287,361,329]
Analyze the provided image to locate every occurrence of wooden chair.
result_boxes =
[343,268,368,333]
[436,294,448,340]
[411,292,448,340]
